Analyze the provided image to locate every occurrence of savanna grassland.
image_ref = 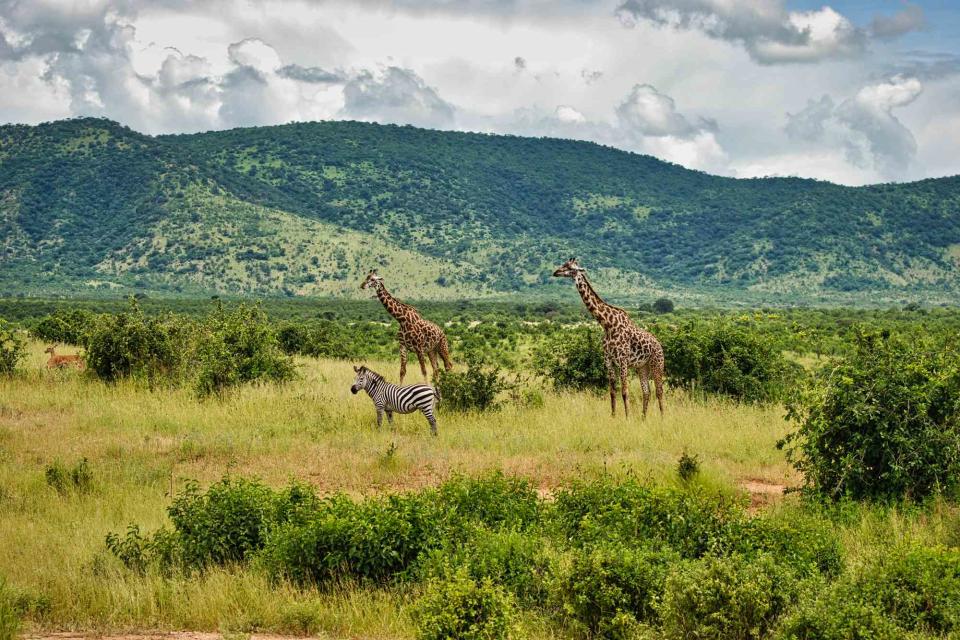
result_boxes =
[2,302,960,640]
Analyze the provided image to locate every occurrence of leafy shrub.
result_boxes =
[85,299,189,383]
[31,309,96,345]
[194,303,296,398]
[653,297,675,314]
[417,528,552,606]
[434,473,540,534]
[676,451,700,482]
[718,510,843,578]
[777,544,960,639]
[276,320,369,359]
[167,476,286,568]
[258,491,443,585]
[553,543,679,638]
[781,330,960,500]
[775,594,901,640]
[0,578,21,640]
[551,476,742,558]
[106,477,318,571]
[0,320,25,375]
[412,570,517,640]
[659,553,798,640]
[855,545,960,633]
[435,356,510,412]
[662,321,795,403]
[44,458,93,495]
[532,326,607,392]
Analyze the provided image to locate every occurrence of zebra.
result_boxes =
[350,365,440,435]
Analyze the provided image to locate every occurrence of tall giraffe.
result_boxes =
[360,270,453,384]
[553,258,664,418]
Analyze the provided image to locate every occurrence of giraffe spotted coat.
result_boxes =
[553,258,665,418]
[361,271,453,384]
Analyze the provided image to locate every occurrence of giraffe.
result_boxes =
[553,258,665,418]
[360,270,453,384]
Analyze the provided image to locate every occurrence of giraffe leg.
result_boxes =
[654,362,665,417]
[428,351,440,381]
[620,363,630,419]
[399,344,408,385]
[416,351,428,381]
[440,338,454,371]
[639,365,651,419]
[605,355,617,416]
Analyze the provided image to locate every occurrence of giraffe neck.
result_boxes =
[375,282,416,323]
[574,272,616,328]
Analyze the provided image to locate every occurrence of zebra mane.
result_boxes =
[360,366,384,382]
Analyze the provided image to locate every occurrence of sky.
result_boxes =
[1,0,958,186]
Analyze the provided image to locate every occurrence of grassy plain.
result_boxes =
[2,340,955,638]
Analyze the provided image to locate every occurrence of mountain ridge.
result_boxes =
[1,117,959,305]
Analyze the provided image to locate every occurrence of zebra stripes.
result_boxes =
[351,365,440,436]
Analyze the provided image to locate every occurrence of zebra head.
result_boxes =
[553,257,584,278]
[360,270,383,292]
[351,365,374,394]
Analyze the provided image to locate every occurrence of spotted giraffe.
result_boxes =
[553,258,665,418]
[360,270,453,384]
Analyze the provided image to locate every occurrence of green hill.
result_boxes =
[1,117,959,304]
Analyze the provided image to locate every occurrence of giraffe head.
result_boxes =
[552,257,585,279]
[360,270,383,292]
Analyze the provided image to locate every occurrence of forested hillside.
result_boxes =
[1,117,959,304]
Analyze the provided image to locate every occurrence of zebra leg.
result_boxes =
[416,351,428,381]
[386,410,394,425]
[424,410,438,436]
[399,344,408,384]
[376,408,383,429]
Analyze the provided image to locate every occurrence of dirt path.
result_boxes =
[740,478,788,512]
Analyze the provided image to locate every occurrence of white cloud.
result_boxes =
[786,75,923,180]
[554,104,585,123]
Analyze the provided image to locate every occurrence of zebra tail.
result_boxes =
[433,387,442,404]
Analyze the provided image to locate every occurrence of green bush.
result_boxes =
[434,473,540,533]
[551,477,742,558]
[0,320,25,375]
[417,528,552,606]
[775,593,901,640]
[84,299,190,383]
[662,321,795,403]
[532,326,607,392]
[553,543,678,638]
[718,509,843,577]
[659,553,798,640]
[653,297,675,314]
[777,544,960,638]
[44,458,93,495]
[781,330,960,501]
[31,309,96,345]
[435,356,510,413]
[412,570,517,640]
[276,320,373,359]
[194,303,296,398]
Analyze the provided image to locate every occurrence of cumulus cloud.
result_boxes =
[786,75,923,179]
[341,66,455,128]
[615,0,869,64]
[554,104,585,123]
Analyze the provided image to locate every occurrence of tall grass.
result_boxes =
[2,340,955,637]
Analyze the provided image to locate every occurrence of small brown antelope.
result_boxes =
[44,344,85,370]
